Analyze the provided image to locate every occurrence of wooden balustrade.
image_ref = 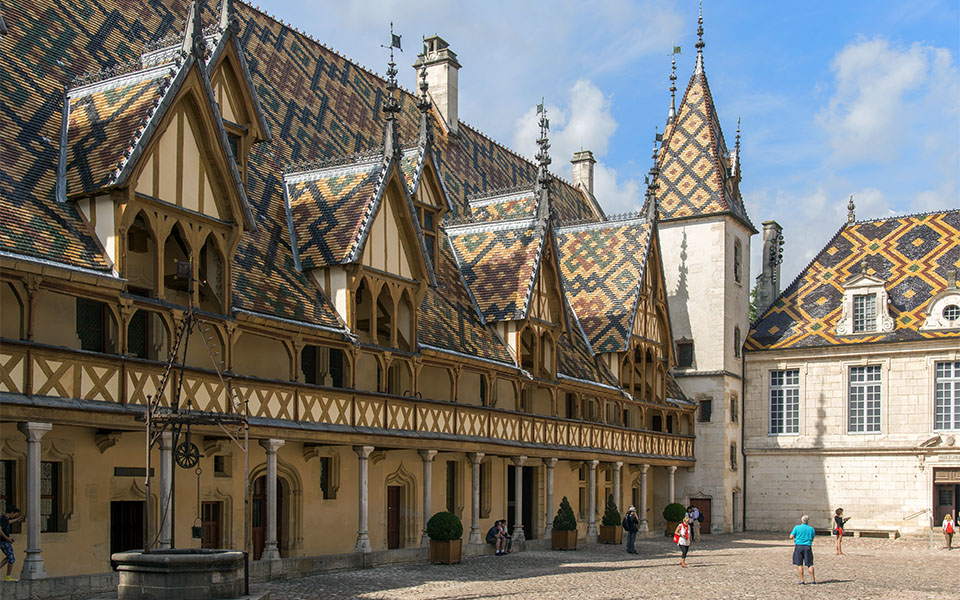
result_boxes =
[0,340,694,460]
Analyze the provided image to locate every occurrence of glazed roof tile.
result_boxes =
[747,210,960,351]
[469,189,537,223]
[556,218,653,353]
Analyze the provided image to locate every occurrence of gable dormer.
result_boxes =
[401,146,450,271]
[836,269,895,336]
[517,231,566,378]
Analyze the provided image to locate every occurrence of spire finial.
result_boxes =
[645,128,661,223]
[417,56,433,147]
[668,45,680,122]
[535,99,553,224]
[847,194,856,223]
[735,116,741,152]
[695,0,705,74]
[381,22,403,160]
[181,1,208,60]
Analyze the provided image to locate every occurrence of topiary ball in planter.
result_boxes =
[553,496,577,531]
[601,494,621,527]
[662,502,686,523]
[427,511,463,541]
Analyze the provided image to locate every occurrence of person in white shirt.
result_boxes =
[674,516,692,567]
[943,513,955,550]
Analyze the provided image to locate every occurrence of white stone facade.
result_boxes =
[743,340,960,534]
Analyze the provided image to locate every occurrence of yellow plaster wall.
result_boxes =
[232,332,289,381]
[360,191,414,280]
[1,283,23,339]
[419,365,450,401]
[457,371,483,406]
[33,291,84,349]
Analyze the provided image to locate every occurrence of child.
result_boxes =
[0,505,23,582]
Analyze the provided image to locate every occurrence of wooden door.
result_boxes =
[201,501,222,549]
[110,501,144,556]
[935,484,957,525]
[690,498,711,533]
[252,476,283,560]
[387,485,401,549]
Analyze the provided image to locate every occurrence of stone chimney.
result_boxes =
[755,220,783,317]
[414,36,461,136]
[570,150,596,196]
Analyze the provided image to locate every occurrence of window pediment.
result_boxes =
[836,275,894,335]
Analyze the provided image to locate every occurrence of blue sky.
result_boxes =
[268,0,959,285]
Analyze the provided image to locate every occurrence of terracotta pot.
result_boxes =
[552,529,578,550]
[599,525,622,544]
[429,539,462,564]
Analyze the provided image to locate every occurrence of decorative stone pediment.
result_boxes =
[836,273,894,335]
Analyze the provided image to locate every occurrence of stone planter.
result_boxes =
[599,525,622,544]
[551,529,578,550]
[666,521,680,537]
[429,539,462,564]
[112,549,245,600]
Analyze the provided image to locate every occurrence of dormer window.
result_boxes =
[852,294,877,333]
[418,206,438,266]
[920,271,960,332]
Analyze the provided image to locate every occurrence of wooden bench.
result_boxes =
[848,529,900,539]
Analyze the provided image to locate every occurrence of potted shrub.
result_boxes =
[599,494,623,544]
[551,496,578,550]
[427,511,463,564]
[663,502,686,536]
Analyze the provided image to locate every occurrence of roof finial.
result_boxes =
[181,1,207,60]
[535,98,553,224]
[668,44,680,122]
[417,54,433,147]
[645,128,661,223]
[735,117,741,152]
[218,0,239,34]
[695,0,704,74]
[381,22,403,160]
[847,194,856,223]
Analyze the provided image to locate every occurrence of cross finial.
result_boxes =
[847,194,856,223]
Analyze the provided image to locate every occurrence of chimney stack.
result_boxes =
[755,220,783,317]
[570,150,596,196]
[414,36,461,136]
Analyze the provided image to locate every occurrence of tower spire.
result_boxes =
[381,22,402,161]
[535,99,553,225]
[695,0,704,75]
[417,53,433,147]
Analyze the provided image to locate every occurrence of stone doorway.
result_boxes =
[690,497,711,533]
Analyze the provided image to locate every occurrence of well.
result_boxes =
[112,549,245,600]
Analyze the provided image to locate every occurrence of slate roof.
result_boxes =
[747,210,960,351]
[555,217,653,354]
[656,55,753,230]
[447,219,543,322]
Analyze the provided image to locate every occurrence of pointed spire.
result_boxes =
[695,0,704,75]
[847,194,856,223]
[417,56,433,147]
[668,45,679,123]
[381,22,402,161]
[645,128,661,223]
[181,1,207,60]
[534,99,553,225]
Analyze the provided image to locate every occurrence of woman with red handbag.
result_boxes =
[834,508,850,555]
[674,516,692,567]
[943,513,955,550]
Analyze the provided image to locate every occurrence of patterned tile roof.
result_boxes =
[65,68,173,196]
[747,210,960,351]
[558,299,620,389]
[665,372,688,402]
[656,59,752,229]
[447,220,543,322]
[285,157,385,269]
[469,189,537,223]
[555,218,653,353]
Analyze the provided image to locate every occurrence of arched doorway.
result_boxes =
[251,476,282,560]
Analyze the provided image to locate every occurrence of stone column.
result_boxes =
[586,459,599,539]
[419,450,437,546]
[639,464,650,532]
[354,445,374,553]
[543,458,557,537]
[17,422,52,580]
[612,461,623,514]
[158,432,173,550]
[259,439,284,560]
[467,452,484,544]
[668,465,677,504]
[511,456,526,542]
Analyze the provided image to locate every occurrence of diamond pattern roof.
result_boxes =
[747,210,960,350]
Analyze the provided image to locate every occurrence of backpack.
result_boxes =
[697,512,704,523]
[622,516,630,530]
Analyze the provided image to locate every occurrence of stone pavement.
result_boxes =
[255,533,959,600]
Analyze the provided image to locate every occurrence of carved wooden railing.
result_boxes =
[0,340,694,460]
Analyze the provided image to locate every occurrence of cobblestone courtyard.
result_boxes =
[256,533,958,600]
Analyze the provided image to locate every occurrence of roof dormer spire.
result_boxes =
[668,45,680,123]
[381,22,402,161]
[535,99,553,225]
[417,56,433,147]
[695,0,704,75]
[645,128,661,223]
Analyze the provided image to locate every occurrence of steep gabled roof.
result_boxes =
[469,187,537,223]
[747,210,960,351]
[447,218,543,322]
[555,216,653,353]
[656,55,753,231]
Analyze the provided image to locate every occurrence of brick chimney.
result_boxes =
[570,150,596,196]
[414,36,461,136]
[755,220,783,316]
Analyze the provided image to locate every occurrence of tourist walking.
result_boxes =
[0,505,22,582]
[942,513,954,550]
[790,515,816,585]
[622,506,639,554]
[834,507,850,555]
[674,515,692,567]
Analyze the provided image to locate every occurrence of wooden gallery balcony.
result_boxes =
[0,340,694,463]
